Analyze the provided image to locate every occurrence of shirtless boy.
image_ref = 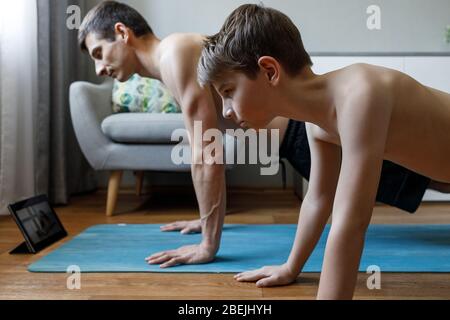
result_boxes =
[197,4,450,299]
[198,5,450,299]
[78,2,450,298]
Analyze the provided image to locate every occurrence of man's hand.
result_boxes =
[234,263,298,287]
[145,243,215,268]
[160,219,202,234]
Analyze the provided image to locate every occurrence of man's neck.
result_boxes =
[279,67,335,130]
[134,35,162,81]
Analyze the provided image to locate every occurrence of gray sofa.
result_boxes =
[69,79,236,216]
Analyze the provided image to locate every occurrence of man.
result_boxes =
[78,1,449,270]
[197,4,450,299]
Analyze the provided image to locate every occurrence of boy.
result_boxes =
[198,4,450,299]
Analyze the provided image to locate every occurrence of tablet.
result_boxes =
[8,195,67,254]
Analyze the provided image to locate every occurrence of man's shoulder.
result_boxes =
[160,33,205,61]
[159,33,206,98]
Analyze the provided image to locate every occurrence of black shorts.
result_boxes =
[279,120,430,213]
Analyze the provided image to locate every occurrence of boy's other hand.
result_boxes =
[234,263,298,287]
[145,243,215,268]
[160,219,202,234]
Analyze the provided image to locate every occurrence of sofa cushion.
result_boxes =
[112,74,181,114]
[101,113,188,144]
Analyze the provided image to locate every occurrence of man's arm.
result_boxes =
[146,46,226,267]
[317,87,391,299]
[235,124,341,286]
[183,86,226,252]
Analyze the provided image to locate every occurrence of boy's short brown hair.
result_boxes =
[198,4,312,86]
[78,1,153,52]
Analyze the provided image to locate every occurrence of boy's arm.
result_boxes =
[235,124,341,286]
[146,48,226,267]
[317,88,391,299]
[286,126,341,275]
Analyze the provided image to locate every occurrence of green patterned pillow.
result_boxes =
[112,74,181,113]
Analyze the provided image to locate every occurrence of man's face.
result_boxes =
[213,71,276,130]
[85,32,136,82]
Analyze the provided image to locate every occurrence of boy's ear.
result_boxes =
[257,56,280,85]
[114,22,130,42]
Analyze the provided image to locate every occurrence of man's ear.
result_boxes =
[257,56,280,85]
[114,22,130,42]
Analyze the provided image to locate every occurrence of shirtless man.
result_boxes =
[78,2,450,284]
[197,4,450,299]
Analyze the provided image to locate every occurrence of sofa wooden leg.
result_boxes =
[106,170,123,217]
[135,171,144,196]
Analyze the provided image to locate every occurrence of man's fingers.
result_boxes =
[145,251,166,261]
[180,228,191,234]
[180,226,200,234]
[160,222,183,232]
[146,254,172,265]
[160,257,183,268]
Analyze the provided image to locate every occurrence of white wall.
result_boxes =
[122,0,450,53]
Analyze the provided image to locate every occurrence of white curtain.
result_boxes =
[0,1,38,215]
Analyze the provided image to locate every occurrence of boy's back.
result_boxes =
[320,63,450,182]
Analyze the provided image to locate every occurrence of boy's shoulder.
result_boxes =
[332,63,395,112]
[336,63,397,94]
[311,64,395,145]
[336,63,382,90]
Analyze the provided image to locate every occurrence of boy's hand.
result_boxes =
[145,243,215,268]
[160,219,202,234]
[234,263,298,287]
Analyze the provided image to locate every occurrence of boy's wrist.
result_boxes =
[286,258,303,276]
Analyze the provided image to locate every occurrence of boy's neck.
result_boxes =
[281,67,335,130]
[134,35,163,81]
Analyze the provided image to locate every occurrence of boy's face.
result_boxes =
[84,32,137,82]
[213,71,276,130]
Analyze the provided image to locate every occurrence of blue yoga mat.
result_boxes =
[28,224,450,273]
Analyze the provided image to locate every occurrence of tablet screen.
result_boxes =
[9,195,67,252]
[15,201,62,245]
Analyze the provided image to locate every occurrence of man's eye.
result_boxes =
[224,89,233,97]
[93,49,102,60]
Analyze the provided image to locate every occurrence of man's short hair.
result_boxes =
[198,4,312,86]
[78,1,153,52]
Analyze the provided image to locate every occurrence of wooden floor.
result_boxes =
[1,188,449,300]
